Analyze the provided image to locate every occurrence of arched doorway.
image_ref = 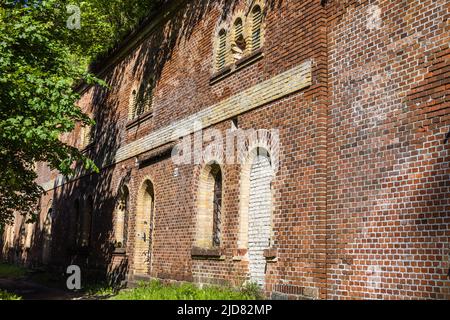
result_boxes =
[133,179,155,275]
[42,208,53,264]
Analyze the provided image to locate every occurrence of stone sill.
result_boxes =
[191,246,224,260]
[126,110,153,130]
[210,49,264,85]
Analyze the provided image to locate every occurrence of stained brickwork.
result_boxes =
[1,0,449,300]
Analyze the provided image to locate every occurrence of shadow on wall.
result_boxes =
[1,0,284,286]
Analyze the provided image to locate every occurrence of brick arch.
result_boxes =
[133,177,156,275]
[237,146,274,286]
[195,161,223,248]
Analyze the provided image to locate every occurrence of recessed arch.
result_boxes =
[231,17,246,62]
[249,3,264,51]
[133,178,156,275]
[238,146,275,287]
[42,207,53,264]
[215,28,228,71]
[128,88,138,120]
[195,161,223,248]
[69,198,81,247]
[80,195,93,248]
[114,185,129,249]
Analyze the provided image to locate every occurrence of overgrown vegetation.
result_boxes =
[111,280,265,300]
[0,289,22,300]
[0,0,164,225]
[0,263,27,279]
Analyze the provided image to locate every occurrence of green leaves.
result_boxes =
[0,0,162,225]
[0,0,100,225]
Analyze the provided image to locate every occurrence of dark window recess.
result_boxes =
[212,169,222,248]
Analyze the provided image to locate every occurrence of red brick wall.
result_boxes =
[326,0,450,299]
[2,0,449,300]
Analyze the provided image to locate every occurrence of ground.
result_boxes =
[0,263,263,300]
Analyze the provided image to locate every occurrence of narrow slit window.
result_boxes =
[212,169,222,247]
[130,89,137,119]
[217,29,227,70]
[251,6,262,51]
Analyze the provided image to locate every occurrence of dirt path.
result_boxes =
[0,277,84,300]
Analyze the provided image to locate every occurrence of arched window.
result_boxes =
[24,222,34,249]
[196,163,223,248]
[5,224,15,248]
[251,5,263,51]
[114,186,129,249]
[231,18,246,62]
[80,196,93,248]
[72,199,81,247]
[129,76,155,120]
[129,89,138,119]
[80,124,93,149]
[216,29,227,71]
[19,223,26,247]
[42,208,53,264]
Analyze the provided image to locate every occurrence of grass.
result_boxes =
[83,282,116,297]
[0,289,22,300]
[0,263,27,279]
[111,280,264,300]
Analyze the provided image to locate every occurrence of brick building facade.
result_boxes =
[1,0,449,299]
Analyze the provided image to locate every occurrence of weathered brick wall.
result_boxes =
[0,0,328,299]
[2,0,448,300]
[326,0,450,299]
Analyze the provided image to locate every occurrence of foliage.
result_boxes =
[0,289,22,300]
[0,263,27,279]
[84,282,116,297]
[0,0,98,225]
[111,280,265,300]
[0,0,163,225]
